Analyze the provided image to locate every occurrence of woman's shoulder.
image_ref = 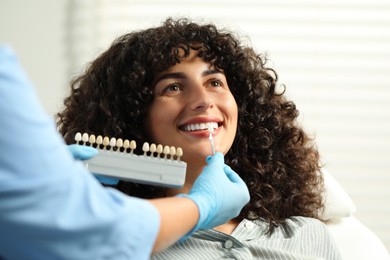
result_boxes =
[251,216,329,239]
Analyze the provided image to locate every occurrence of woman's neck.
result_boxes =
[213,219,241,234]
[167,160,205,196]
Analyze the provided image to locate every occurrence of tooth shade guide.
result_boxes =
[73,133,187,188]
[73,132,184,161]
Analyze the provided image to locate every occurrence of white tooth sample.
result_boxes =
[163,145,170,158]
[123,139,130,152]
[150,143,157,157]
[109,137,116,150]
[130,140,136,153]
[102,136,110,149]
[156,144,163,156]
[208,125,215,154]
[96,135,103,148]
[123,139,129,147]
[130,140,136,150]
[75,132,82,143]
[208,124,214,133]
[176,147,183,160]
[142,142,150,155]
[200,123,206,130]
[116,138,123,151]
[89,134,96,145]
[170,146,176,159]
[82,133,89,144]
[206,122,215,131]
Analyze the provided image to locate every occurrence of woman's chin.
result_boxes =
[184,150,226,165]
[182,150,211,163]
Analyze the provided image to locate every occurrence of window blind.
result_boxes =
[68,0,390,251]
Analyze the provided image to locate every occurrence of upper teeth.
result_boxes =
[183,122,218,132]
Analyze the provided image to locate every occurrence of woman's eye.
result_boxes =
[209,80,223,88]
[161,83,182,95]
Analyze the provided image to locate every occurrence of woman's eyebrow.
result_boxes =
[154,69,223,85]
[202,69,223,77]
[154,72,186,84]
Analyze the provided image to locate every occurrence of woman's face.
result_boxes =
[145,50,238,169]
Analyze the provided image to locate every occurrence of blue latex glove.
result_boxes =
[67,144,98,160]
[179,152,250,236]
[67,144,119,185]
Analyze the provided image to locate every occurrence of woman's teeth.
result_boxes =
[182,122,218,132]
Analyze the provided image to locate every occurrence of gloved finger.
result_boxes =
[95,175,119,185]
[68,144,98,160]
[205,152,224,165]
[224,164,250,202]
[223,165,243,183]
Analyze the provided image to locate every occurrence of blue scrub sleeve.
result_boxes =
[0,45,160,260]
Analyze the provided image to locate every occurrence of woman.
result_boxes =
[57,18,341,259]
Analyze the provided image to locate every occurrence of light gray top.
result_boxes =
[152,216,341,260]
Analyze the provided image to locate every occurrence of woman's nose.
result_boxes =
[189,87,214,111]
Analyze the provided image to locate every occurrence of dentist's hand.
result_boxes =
[67,144,98,160]
[179,152,250,234]
[67,144,119,185]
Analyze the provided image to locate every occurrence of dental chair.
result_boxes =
[321,169,390,260]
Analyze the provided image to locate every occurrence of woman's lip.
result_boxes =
[180,116,221,126]
[185,131,210,138]
[180,125,221,138]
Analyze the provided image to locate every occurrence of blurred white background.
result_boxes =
[1,0,389,252]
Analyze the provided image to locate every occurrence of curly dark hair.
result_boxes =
[57,18,324,230]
